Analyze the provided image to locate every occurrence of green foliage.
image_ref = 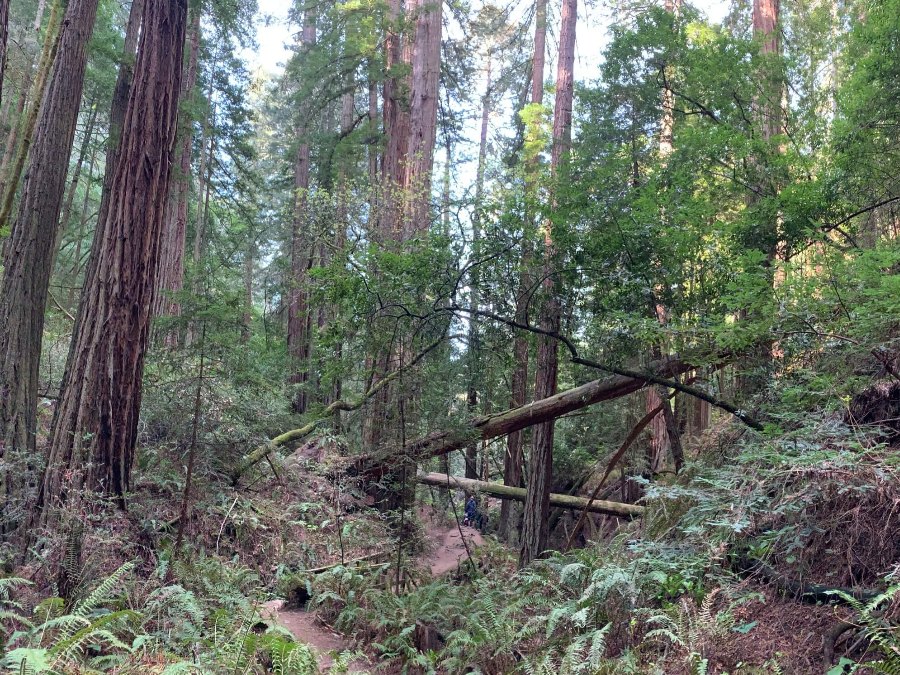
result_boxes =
[826,586,900,674]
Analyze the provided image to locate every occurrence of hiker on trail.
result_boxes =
[464,494,477,527]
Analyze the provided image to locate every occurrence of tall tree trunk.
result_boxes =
[0,0,100,513]
[465,51,492,481]
[402,0,442,236]
[0,0,10,110]
[754,0,781,143]
[363,0,412,453]
[521,0,575,568]
[380,0,411,242]
[40,0,187,510]
[155,6,201,322]
[0,0,63,230]
[0,0,51,203]
[81,0,144,302]
[500,0,548,545]
[738,0,781,401]
[287,3,316,414]
[645,0,682,468]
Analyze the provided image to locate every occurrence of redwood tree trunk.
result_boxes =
[402,0,442,236]
[40,0,187,509]
[738,0,781,401]
[155,6,201,322]
[287,3,316,414]
[465,51,492,481]
[81,0,144,302]
[0,0,100,475]
[500,0,548,545]
[521,0,575,567]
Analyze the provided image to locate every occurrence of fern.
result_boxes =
[72,561,134,619]
[829,585,900,673]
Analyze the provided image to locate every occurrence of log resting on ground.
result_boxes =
[417,472,645,519]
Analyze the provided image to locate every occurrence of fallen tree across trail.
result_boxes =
[357,357,695,470]
[417,472,645,519]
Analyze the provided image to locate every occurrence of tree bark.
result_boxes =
[41,0,188,509]
[402,0,442,236]
[155,5,201,322]
[0,0,10,110]
[381,0,410,241]
[418,473,644,519]
[0,0,63,230]
[81,0,144,303]
[521,0,576,567]
[465,51,492,481]
[0,0,100,482]
[287,2,316,414]
[501,0,548,544]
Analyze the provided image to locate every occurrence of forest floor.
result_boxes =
[264,518,485,671]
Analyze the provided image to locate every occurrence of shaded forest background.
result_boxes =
[0,0,898,671]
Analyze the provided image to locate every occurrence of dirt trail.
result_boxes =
[262,599,371,673]
[265,520,485,672]
[423,523,484,576]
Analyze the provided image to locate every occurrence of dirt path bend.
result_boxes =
[424,524,484,576]
[262,599,372,673]
[264,521,486,672]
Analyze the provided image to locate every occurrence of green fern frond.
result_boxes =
[73,561,135,618]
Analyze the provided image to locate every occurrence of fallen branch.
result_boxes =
[564,401,664,549]
[354,357,694,472]
[449,304,761,431]
[232,335,447,484]
[417,472,645,519]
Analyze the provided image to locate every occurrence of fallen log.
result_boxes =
[417,472,645,519]
[354,358,694,471]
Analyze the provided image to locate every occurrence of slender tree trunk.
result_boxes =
[0,0,100,514]
[242,240,254,343]
[501,0,548,544]
[40,0,188,510]
[465,51,492,481]
[192,102,214,287]
[0,0,63,230]
[66,140,99,305]
[0,0,50,200]
[155,6,201,321]
[287,3,316,414]
[521,0,575,568]
[0,0,10,109]
[738,0,781,401]
[58,96,99,243]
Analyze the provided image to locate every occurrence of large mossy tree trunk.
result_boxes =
[0,0,100,515]
[40,0,187,512]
